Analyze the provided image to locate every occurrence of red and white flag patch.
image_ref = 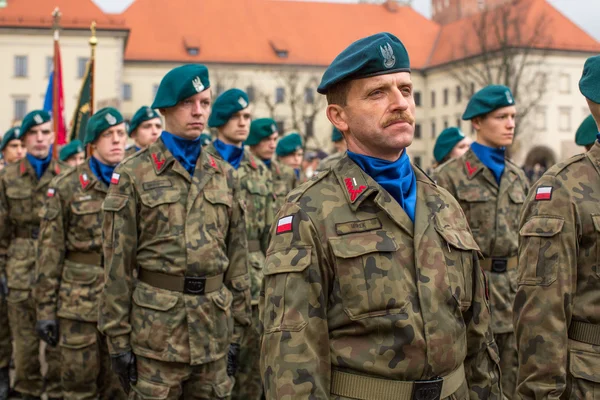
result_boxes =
[47,188,55,197]
[276,215,294,234]
[535,186,552,201]
[110,173,120,185]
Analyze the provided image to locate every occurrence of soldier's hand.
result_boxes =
[227,343,240,377]
[111,351,137,393]
[0,275,7,299]
[35,320,59,347]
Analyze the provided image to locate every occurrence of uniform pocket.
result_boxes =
[58,262,104,321]
[70,200,103,242]
[102,194,128,247]
[6,187,31,223]
[130,377,170,400]
[456,188,491,232]
[568,350,600,399]
[139,189,181,238]
[211,288,234,347]
[518,216,564,286]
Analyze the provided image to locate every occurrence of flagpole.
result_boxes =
[87,21,97,156]
[52,7,61,159]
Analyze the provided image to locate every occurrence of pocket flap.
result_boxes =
[139,189,180,208]
[60,330,97,349]
[103,194,129,212]
[520,216,564,237]
[204,190,233,207]
[230,274,250,291]
[509,189,526,204]
[6,289,29,304]
[264,246,312,275]
[212,288,233,311]
[71,200,103,216]
[569,350,600,383]
[6,187,30,199]
[131,377,170,399]
[244,180,268,196]
[329,231,398,259]
[592,215,600,232]
[435,226,480,251]
[62,265,102,284]
[41,206,59,220]
[133,286,179,311]
[457,187,491,202]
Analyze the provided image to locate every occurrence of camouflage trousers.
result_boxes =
[232,305,262,400]
[495,332,517,400]
[130,355,233,399]
[0,296,11,369]
[59,318,126,400]
[6,289,61,398]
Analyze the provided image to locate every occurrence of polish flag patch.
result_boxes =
[47,188,55,197]
[535,186,552,201]
[110,173,120,185]
[276,216,294,234]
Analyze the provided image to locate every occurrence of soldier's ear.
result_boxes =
[471,118,482,132]
[326,104,348,135]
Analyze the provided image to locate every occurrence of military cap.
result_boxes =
[331,127,343,142]
[20,110,51,137]
[208,89,249,128]
[276,133,303,157]
[575,114,599,146]
[151,64,211,109]
[84,107,124,145]
[129,106,160,135]
[199,133,212,146]
[579,55,600,103]
[433,127,466,163]
[0,127,21,152]
[59,140,85,161]
[246,118,278,146]
[462,85,515,120]
[317,32,410,94]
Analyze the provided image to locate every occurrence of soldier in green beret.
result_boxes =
[432,126,472,167]
[260,32,501,400]
[575,114,598,151]
[59,139,86,167]
[99,64,251,399]
[247,118,296,214]
[125,106,162,157]
[0,110,62,399]
[275,133,303,180]
[514,54,600,399]
[433,85,529,399]
[205,88,272,400]
[317,127,347,171]
[0,127,26,168]
[35,107,127,400]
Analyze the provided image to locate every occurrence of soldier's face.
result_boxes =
[327,72,416,161]
[279,149,304,169]
[66,152,86,167]
[219,107,252,146]
[23,121,54,158]
[92,123,127,166]
[161,91,212,140]
[473,106,516,148]
[133,117,162,149]
[2,139,26,164]
[252,132,278,160]
[449,137,473,159]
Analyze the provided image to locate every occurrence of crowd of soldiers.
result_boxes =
[0,31,598,400]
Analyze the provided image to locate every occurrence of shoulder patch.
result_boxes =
[344,177,367,202]
[535,186,552,201]
[110,173,120,185]
[47,188,55,197]
[276,215,294,234]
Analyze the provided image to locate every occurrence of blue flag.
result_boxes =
[43,71,53,112]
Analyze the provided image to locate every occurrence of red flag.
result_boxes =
[52,30,66,147]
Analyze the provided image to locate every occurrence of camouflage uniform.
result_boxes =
[433,148,529,399]
[124,146,138,158]
[514,142,600,399]
[99,139,252,399]
[35,159,126,400]
[0,168,11,375]
[269,159,296,215]
[260,155,502,400]
[317,151,344,172]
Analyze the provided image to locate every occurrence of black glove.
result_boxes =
[111,351,137,393]
[227,343,241,377]
[36,320,59,347]
[0,274,8,299]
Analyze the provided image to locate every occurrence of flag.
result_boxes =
[52,31,66,146]
[43,71,53,112]
[69,60,93,143]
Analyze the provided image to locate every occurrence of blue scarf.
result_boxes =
[161,131,202,176]
[213,139,244,170]
[89,156,117,187]
[471,142,505,184]
[347,150,417,222]
[294,168,300,180]
[135,146,141,152]
[26,146,52,180]
[262,159,272,169]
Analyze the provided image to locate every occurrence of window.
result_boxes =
[414,123,422,139]
[456,117,462,129]
[431,91,436,107]
[14,55,27,77]
[152,84,159,101]
[443,88,449,106]
[186,47,199,56]
[558,73,570,94]
[14,98,27,120]
[304,118,314,138]
[304,87,314,104]
[443,118,449,129]
[413,156,422,167]
[246,86,255,102]
[456,85,462,103]
[414,91,421,107]
[122,83,132,101]
[77,57,89,79]
[431,121,437,139]
[276,87,285,104]
[535,106,547,131]
[559,107,571,132]
[46,56,53,78]
[275,120,285,134]
[470,82,475,96]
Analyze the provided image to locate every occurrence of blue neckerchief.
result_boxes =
[89,156,116,187]
[471,142,505,184]
[135,146,141,152]
[213,139,244,170]
[26,146,52,180]
[347,150,417,222]
[294,168,300,180]
[161,131,202,176]
[262,159,272,169]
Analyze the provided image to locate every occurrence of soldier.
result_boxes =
[246,118,296,214]
[59,139,85,167]
[0,110,62,399]
[99,64,251,399]
[275,132,303,180]
[125,106,162,157]
[575,114,598,151]
[1,127,26,165]
[432,126,472,167]
[514,55,600,399]
[317,127,347,171]
[433,85,529,399]
[206,88,273,400]
[260,32,502,400]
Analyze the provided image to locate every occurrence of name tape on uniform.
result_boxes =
[110,173,121,185]
[276,215,294,234]
[535,186,552,201]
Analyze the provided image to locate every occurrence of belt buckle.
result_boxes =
[412,377,443,400]
[491,258,507,273]
[184,277,206,295]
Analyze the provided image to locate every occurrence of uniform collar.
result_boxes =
[77,158,106,192]
[148,136,221,178]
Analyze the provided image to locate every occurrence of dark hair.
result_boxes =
[326,81,351,106]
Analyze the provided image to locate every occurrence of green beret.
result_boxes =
[246,118,278,146]
[331,127,343,142]
[129,106,160,135]
[1,127,21,152]
[579,55,600,103]
[84,107,124,145]
[276,133,303,157]
[575,115,599,146]
[59,140,85,161]
[433,127,466,163]
[462,85,515,120]
[20,110,51,137]
[208,89,249,128]
[317,32,410,94]
[151,64,211,109]
[199,133,212,146]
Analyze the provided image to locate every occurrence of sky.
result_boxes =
[94,0,600,41]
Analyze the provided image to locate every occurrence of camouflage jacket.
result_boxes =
[0,158,64,291]
[433,148,529,334]
[35,159,107,323]
[260,154,502,400]
[124,146,138,158]
[317,151,345,172]
[514,142,600,399]
[98,138,251,365]
[269,159,297,215]
[207,144,274,305]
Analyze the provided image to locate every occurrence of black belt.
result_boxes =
[15,226,39,240]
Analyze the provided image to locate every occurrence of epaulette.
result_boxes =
[287,169,331,203]
[413,164,436,185]
[121,146,148,165]
[542,153,586,178]
[433,155,460,173]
